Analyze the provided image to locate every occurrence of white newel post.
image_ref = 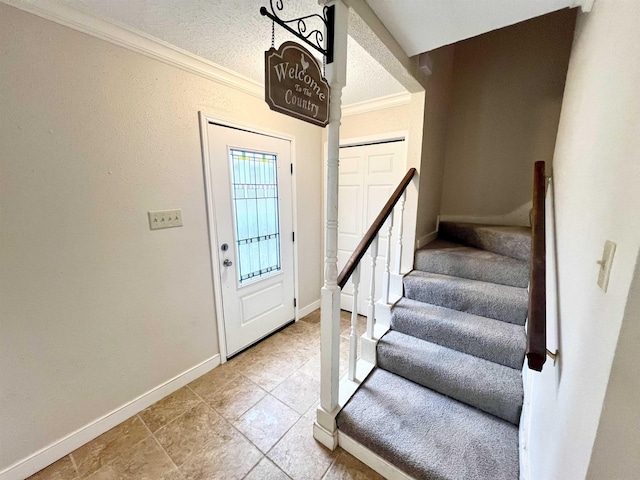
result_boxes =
[314,0,348,451]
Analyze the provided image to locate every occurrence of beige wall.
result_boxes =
[440,9,575,218]
[587,253,640,479]
[340,103,411,139]
[527,1,640,478]
[0,4,322,474]
[416,45,455,243]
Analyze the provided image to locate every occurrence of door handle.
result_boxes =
[223,259,233,267]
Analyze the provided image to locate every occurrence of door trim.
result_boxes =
[199,112,300,362]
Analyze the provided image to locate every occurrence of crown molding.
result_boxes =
[342,92,412,117]
[1,0,264,99]
[3,0,410,116]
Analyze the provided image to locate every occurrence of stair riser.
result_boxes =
[404,275,528,326]
[439,222,531,262]
[377,334,523,425]
[414,250,529,288]
[391,303,525,370]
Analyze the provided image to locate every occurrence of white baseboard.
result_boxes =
[416,230,438,249]
[1,355,221,480]
[338,431,415,480]
[298,299,320,319]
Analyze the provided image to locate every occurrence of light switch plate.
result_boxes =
[597,240,616,292]
[148,209,183,230]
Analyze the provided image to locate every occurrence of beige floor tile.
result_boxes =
[84,436,176,480]
[268,416,337,480]
[299,353,321,380]
[205,374,267,421]
[340,315,368,338]
[253,332,305,356]
[230,344,273,372]
[27,455,77,480]
[323,451,385,480]
[238,352,305,391]
[154,402,227,466]
[339,310,352,333]
[71,415,150,477]
[188,363,243,399]
[299,309,320,324]
[232,394,300,453]
[280,320,320,345]
[244,457,290,480]
[272,370,320,415]
[178,428,262,480]
[303,400,320,420]
[139,386,201,432]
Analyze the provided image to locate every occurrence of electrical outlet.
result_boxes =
[597,240,616,292]
[148,209,183,230]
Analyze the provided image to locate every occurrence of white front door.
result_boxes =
[208,123,295,356]
[337,139,407,314]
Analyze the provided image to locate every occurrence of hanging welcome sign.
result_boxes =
[264,41,330,127]
[260,1,333,127]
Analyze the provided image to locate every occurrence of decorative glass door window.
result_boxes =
[229,148,281,285]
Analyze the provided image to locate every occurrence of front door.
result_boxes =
[208,123,295,356]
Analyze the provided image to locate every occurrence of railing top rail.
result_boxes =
[527,161,547,371]
[337,168,417,289]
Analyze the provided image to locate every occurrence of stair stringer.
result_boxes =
[338,431,415,480]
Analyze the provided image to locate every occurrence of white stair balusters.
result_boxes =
[382,211,394,306]
[348,264,360,382]
[395,192,406,277]
[366,235,379,340]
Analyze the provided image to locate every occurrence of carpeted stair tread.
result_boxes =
[336,368,520,480]
[377,330,523,424]
[415,239,529,288]
[438,221,531,262]
[392,297,525,369]
[404,271,528,325]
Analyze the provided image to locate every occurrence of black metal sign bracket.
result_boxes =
[260,1,335,64]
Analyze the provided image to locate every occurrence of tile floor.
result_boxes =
[28,310,382,480]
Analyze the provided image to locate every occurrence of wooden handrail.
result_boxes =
[337,168,417,289]
[527,161,546,371]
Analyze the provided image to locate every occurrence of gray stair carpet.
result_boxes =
[392,297,525,370]
[404,270,529,325]
[415,239,529,288]
[335,221,528,478]
[438,221,531,262]
[377,330,523,424]
[336,368,520,480]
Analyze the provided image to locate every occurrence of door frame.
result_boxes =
[199,112,300,362]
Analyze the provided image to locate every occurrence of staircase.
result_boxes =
[336,221,531,479]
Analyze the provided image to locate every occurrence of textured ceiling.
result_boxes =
[49,0,407,105]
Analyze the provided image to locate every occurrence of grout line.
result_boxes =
[185,384,207,403]
[68,453,80,478]
[241,455,266,480]
[320,454,340,480]
[149,432,180,472]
